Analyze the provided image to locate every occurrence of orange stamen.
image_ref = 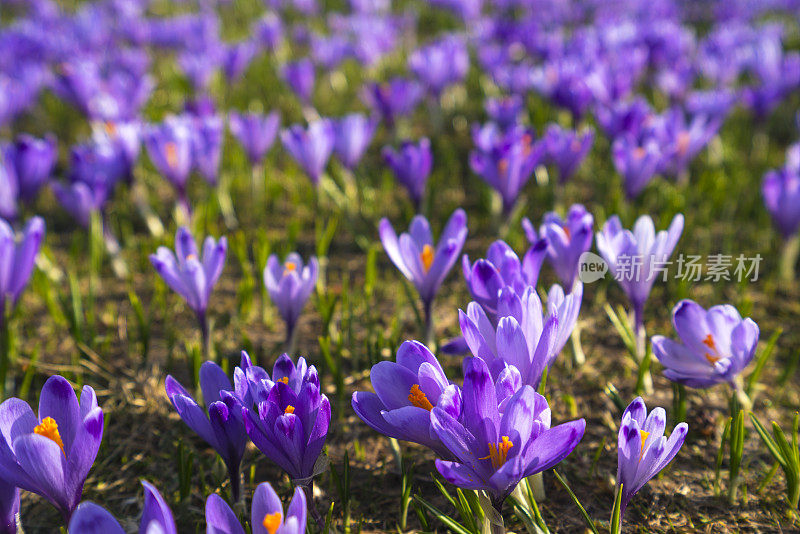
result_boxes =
[262,512,282,534]
[284,405,295,415]
[702,334,716,350]
[633,147,646,159]
[34,417,65,454]
[676,131,690,155]
[480,436,514,470]
[165,142,178,169]
[408,384,433,411]
[639,429,650,460]
[420,244,434,273]
[278,377,289,384]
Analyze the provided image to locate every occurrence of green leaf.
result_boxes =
[412,495,474,534]
[553,470,599,534]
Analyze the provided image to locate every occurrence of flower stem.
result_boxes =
[780,235,799,282]
[423,300,435,350]
[609,483,623,534]
[302,481,325,531]
[632,304,652,395]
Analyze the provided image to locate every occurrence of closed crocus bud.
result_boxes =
[0,216,45,318]
[280,120,335,185]
[612,135,663,199]
[616,397,687,519]
[543,124,594,183]
[5,133,57,202]
[143,116,194,206]
[382,138,432,209]
[280,58,315,104]
[223,40,258,82]
[762,162,800,240]
[652,300,759,389]
[264,253,318,344]
[0,375,103,523]
[189,113,225,185]
[229,111,281,166]
[363,78,423,127]
[333,113,378,170]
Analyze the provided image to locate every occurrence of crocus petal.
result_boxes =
[69,502,125,534]
[205,493,245,534]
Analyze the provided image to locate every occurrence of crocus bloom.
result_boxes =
[240,353,331,484]
[223,40,258,82]
[150,227,227,336]
[68,481,176,534]
[432,357,585,505]
[143,116,194,209]
[616,397,687,517]
[5,134,57,202]
[523,204,594,288]
[378,209,468,315]
[352,340,460,459]
[0,479,18,534]
[206,483,307,534]
[280,120,335,185]
[543,125,594,183]
[460,284,582,387]
[363,78,422,127]
[191,113,225,185]
[762,163,800,239]
[229,111,281,166]
[653,109,720,179]
[166,361,247,501]
[280,59,315,104]
[264,253,318,345]
[333,114,378,170]
[382,138,432,209]
[652,300,759,389]
[0,375,103,521]
[409,35,469,96]
[52,181,108,229]
[485,95,523,130]
[612,135,663,199]
[596,214,684,329]
[469,124,546,214]
[0,216,45,319]
[462,240,548,319]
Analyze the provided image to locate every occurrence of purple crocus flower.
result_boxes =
[363,78,423,127]
[190,113,225,185]
[612,135,663,199]
[223,40,258,82]
[432,357,585,506]
[333,113,378,170]
[542,125,594,183]
[652,300,759,389]
[595,97,651,139]
[166,361,247,501]
[206,483,306,534]
[143,116,194,211]
[409,35,469,96]
[0,479,18,534]
[382,138,432,209]
[254,12,284,51]
[654,109,720,179]
[523,204,594,288]
[462,240,548,319]
[485,95,524,131]
[280,59,315,104]
[52,181,108,229]
[0,375,103,522]
[596,213,684,331]
[469,124,546,215]
[616,397,687,518]
[4,134,57,202]
[68,481,176,534]
[150,227,227,343]
[0,154,17,221]
[229,111,281,167]
[352,340,460,459]
[239,353,331,484]
[280,120,335,185]
[264,253,318,346]
[460,284,582,388]
[0,216,45,320]
[762,161,800,239]
[379,209,468,321]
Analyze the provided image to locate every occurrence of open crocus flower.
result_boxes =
[363,78,423,128]
[0,375,103,522]
[523,204,594,288]
[462,240,548,319]
[205,483,306,534]
[379,209,468,322]
[165,361,247,501]
[264,253,318,346]
[382,138,432,210]
[0,216,45,323]
[280,120,335,185]
[616,397,687,518]
[240,353,330,485]
[233,351,309,410]
[460,284,582,388]
[542,124,594,183]
[652,300,759,389]
[612,135,663,199]
[432,357,585,507]
[596,213,684,331]
[0,478,18,534]
[68,481,176,534]
[229,111,281,167]
[352,340,460,459]
[150,227,227,341]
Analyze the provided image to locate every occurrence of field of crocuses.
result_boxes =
[2,0,800,532]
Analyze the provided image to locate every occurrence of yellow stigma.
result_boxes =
[104,121,117,135]
[262,511,282,534]
[639,429,650,460]
[421,245,434,273]
[278,376,289,384]
[165,142,178,169]
[283,262,297,276]
[408,384,433,411]
[284,405,295,415]
[480,436,514,470]
[633,147,646,159]
[676,131,690,155]
[34,417,65,454]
